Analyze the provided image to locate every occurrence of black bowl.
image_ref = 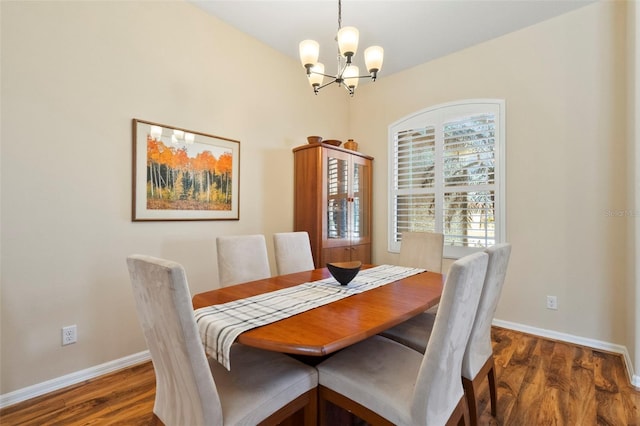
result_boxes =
[327,261,362,285]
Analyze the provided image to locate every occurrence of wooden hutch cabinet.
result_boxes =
[293,143,373,268]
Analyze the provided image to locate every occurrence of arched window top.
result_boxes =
[388,99,506,258]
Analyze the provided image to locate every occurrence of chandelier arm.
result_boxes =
[310,71,340,79]
[316,79,341,91]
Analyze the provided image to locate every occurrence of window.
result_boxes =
[388,100,505,258]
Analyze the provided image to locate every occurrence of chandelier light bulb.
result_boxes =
[364,46,384,75]
[299,40,320,69]
[343,65,359,89]
[309,63,325,88]
[337,26,359,60]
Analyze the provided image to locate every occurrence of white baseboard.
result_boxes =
[0,350,150,409]
[493,319,640,389]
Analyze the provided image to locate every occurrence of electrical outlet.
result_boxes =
[62,325,77,345]
[546,295,558,310]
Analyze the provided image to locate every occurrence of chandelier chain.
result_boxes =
[336,0,343,67]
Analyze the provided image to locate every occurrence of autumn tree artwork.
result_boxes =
[146,135,233,211]
[133,119,240,221]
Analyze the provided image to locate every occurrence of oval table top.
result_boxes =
[192,266,444,357]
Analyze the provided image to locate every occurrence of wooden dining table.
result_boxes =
[192,265,444,358]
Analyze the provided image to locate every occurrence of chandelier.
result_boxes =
[299,0,384,96]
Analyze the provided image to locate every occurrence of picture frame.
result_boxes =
[132,119,240,221]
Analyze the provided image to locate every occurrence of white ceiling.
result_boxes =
[190,0,596,78]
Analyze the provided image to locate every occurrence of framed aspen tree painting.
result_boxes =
[132,119,240,221]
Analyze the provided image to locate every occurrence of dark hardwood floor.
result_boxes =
[1,327,638,425]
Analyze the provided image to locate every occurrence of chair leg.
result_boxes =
[462,377,478,426]
[318,387,329,426]
[303,387,318,426]
[487,360,497,417]
[462,400,471,426]
[462,356,497,426]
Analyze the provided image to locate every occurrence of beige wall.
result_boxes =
[0,1,347,393]
[2,0,637,395]
[351,0,634,362]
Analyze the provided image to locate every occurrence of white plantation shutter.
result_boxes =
[442,113,496,250]
[389,100,505,257]
[392,126,436,243]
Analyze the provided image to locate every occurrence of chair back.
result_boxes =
[411,251,488,425]
[126,255,222,426]
[462,243,512,379]
[216,234,271,286]
[273,231,315,274]
[399,231,444,272]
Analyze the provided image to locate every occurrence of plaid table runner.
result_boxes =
[194,264,425,369]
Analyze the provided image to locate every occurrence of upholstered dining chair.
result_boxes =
[273,231,315,275]
[316,251,489,426]
[398,231,444,273]
[377,231,443,344]
[126,254,318,426]
[216,234,271,287]
[379,243,512,425]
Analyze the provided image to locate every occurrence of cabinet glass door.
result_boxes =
[351,157,371,245]
[326,154,349,243]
